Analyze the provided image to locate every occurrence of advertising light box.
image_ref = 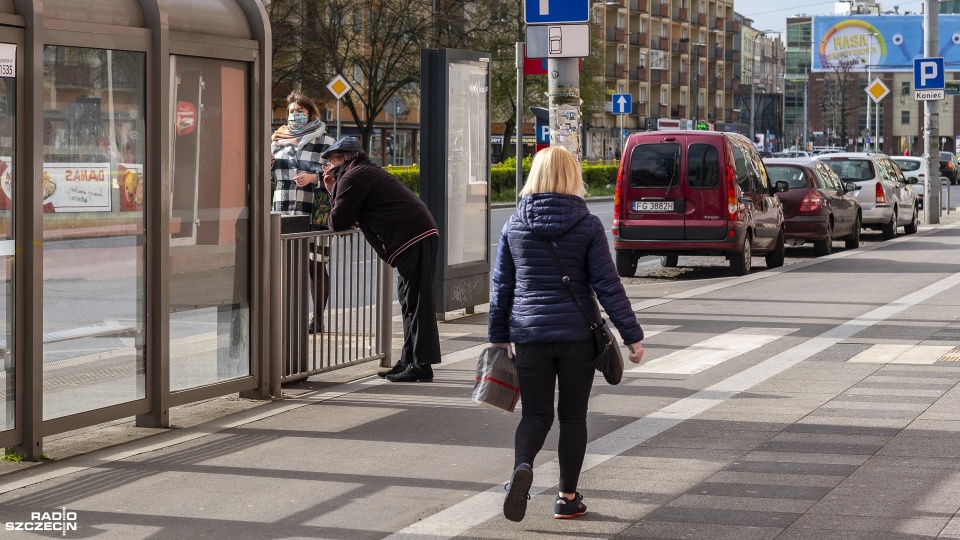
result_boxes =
[812,15,960,72]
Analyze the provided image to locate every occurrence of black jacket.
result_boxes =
[327,157,438,265]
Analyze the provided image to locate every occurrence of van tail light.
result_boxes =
[799,192,824,213]
[614,166,623,220]
[875,182,886,204]
[725,164,738,220]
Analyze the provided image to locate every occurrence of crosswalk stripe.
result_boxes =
[629,327,797,374]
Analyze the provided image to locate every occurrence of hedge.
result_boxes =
[385,163,620,196]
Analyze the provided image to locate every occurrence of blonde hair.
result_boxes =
[520,147,585,197]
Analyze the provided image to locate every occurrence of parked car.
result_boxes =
[938,151,959,185]
[814,152,919,239]
[891,156,948,210]
[763,158,862,256]
[612,130,789,277]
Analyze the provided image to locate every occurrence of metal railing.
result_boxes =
[270,213,393,387]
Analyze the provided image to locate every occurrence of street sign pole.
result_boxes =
[547,58,581,160]
[516,42,524,200]
[923,0,941,224]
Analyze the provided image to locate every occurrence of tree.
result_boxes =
[821,57,862,150]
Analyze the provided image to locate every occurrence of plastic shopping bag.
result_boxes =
[471,346,520,412]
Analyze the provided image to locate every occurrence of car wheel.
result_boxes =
[730,232,752,276]
[615,250,638,278]
[904,204,919,234]
[881,209,897,240]
[813,218,834,256]
[765,229,785,268]
[660,255,679,268]
[844,214,861,249]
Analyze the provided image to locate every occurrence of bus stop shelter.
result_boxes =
[0,0,272,460]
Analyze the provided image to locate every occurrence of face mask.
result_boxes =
[287,111,308,130]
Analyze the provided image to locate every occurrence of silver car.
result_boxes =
[814,152,919,239]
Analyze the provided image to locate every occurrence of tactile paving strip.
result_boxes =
[939,347,960,362]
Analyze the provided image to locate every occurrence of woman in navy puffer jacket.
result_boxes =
[491,147,644,523]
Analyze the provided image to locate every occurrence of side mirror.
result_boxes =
[844,182,858,192]
[775,180,789,193]
[906,177,918,184]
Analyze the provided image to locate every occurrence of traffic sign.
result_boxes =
[525,24,590,58]
[612,93,632,115]
[914,57,945,90]
[866,78,889,103]
[386,96,408,116]
[524,0,589,24]
[327,74,352,99]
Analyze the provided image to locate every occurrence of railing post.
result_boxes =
[378,259,393,368]
[270,212,282,398]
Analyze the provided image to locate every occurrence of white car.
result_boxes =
[890,156,948,210]
[815,152,920,239]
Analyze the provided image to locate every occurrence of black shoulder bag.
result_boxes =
[541,239,624,385]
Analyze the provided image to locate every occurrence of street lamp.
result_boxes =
[750,30,777,147]
[864,32,878,151]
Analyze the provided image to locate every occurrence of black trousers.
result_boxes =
[513,339,596,493]
[393,235,440,367]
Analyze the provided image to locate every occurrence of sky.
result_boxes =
[735,0,928,36]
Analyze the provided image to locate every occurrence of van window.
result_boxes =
[686,143,719,188]
[629,143,680,187]
[730,143,750,192]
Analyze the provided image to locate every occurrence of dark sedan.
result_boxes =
[763,158,862,256]
[939,151,959,185]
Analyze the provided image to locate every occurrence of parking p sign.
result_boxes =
[914,57,945,101]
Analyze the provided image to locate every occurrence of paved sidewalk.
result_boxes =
[2,208,960,539]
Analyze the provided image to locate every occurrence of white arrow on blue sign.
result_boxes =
[525,0,589,24]
[612,93,632,115]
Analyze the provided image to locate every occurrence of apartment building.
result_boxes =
[587,0,740,158]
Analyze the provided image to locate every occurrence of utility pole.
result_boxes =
[547,58,582,160]
[923,0,940,223]
[865,32,872,152]
[803,75,809,151]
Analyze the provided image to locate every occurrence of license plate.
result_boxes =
[633,201,674,212]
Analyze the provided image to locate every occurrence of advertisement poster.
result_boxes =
[41,163,112,212]
[0,156,10,209]
[118,163,144,211]
[812,15,960,72]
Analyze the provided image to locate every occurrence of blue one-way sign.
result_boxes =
[612,93,632,114]
[525,0,589,24]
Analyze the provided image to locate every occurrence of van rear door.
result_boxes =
[623,139,685,240]
[683,139,726,240]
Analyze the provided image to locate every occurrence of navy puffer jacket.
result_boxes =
[488,193,644,346]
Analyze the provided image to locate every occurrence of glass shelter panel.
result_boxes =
[42,47,147,420]
[169,56,250,391]
[0,75,13,431]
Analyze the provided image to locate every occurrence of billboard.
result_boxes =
[812,15,960,72]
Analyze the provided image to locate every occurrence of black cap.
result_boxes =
[321,137,362,159]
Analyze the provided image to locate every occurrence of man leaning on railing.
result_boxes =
[321,137,441,383]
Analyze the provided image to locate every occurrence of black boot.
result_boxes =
[378,362,408,378]
[386,364,434,382]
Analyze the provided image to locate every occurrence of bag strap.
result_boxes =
[541,238,600,330]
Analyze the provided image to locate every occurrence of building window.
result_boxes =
[901,110,910,124]
[640,87,647,102]
[680,90,687,106]
[901,81,910,95]
[661,88,667,104]
[617,14,625,28]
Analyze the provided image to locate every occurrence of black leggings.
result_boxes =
[514,339,596,493]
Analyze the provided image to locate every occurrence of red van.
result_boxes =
[612,130,789,276]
